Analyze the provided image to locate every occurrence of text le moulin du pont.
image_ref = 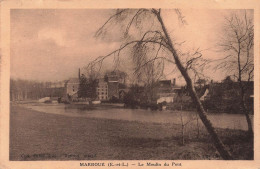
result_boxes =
[80,162,182,167]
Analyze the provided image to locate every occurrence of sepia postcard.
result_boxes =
[0,0,260,168]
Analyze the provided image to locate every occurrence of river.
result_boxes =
[21,103,253,131]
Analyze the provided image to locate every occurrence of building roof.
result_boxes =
[108,76,118,82]
[67,78,79,84]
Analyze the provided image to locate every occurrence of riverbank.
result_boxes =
[10,105,253,160]
[12,100,252,115]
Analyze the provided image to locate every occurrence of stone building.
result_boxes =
[97,79,108,101]
[107,72,119,100]
[156,78,181,104]
[65,78,79,99]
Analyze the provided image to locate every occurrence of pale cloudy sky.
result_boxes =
[10,9,251,83]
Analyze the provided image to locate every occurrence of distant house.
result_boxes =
[97,79,108,101]
[156,78,182,104]
[65,78,80,99]
[107,71,120,99]
[64,69,81,100]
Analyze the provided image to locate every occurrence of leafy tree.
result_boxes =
[123,84,144,107]
[78,74,98,99]
[78,74,88,98]
[86,78,98,99]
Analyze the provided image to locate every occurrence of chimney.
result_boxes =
[78,68,80,79]
[172,78,176,86]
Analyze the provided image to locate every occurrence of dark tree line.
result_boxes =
[202,76,253,114]
[10,79,64,101]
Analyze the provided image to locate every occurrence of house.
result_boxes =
[97,79,108,101]
[64,69,81,100]
[107,71,120,99]
[156,78,182,104]
[65,78,80,99]
[96,71,127,101]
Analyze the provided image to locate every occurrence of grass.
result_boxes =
[9,105,253,160]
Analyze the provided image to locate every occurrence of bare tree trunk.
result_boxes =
[180,113,185,145]
[240,86,253,138]
[244,110,253,137]
[196,114,200,138]
[182,124,185,145]
[155,10,233,160]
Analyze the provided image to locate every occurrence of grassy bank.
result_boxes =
[10,105,253,160]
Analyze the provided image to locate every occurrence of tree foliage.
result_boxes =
[78,74,98,99]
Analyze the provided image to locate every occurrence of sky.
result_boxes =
[10,9,252,84]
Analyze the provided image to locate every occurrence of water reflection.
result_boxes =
[23,103,252,131]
